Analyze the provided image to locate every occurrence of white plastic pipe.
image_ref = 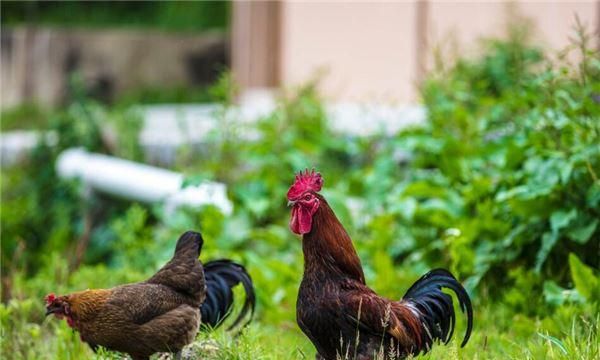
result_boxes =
[56,148,233,215]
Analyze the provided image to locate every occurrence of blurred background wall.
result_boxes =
[233,0,599,103]
[1,1,599,109]
[1,1,229,109]
[1,28,227,108]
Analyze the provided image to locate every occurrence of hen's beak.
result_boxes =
[45,307,55,316]
[287,200,296,207]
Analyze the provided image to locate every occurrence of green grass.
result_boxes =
[2,288,597,360]
[198,304,599,360]
[1,255,597,360]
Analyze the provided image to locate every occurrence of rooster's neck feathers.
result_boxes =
[302,195,365,283]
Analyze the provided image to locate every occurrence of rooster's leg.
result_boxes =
[174,351,182,360]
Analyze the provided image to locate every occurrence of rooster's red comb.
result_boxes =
[45,293,56,304]
[287,169,323,200]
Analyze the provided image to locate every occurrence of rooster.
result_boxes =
[45,231,255,360]
[287,170,473,360]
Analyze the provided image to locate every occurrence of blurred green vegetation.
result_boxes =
[1,1,229,32]
[417,24,600,297]
[0,104,51,132]
[1,24,599,360]
[0,85,212,133]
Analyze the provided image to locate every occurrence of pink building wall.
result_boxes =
[234,1,599,103]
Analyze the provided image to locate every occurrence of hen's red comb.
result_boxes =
[287,169,323,200]
[45,293,56,304]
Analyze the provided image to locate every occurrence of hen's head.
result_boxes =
[45,293,71,319]
[287,169,323,235]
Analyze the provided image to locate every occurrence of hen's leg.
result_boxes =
[174,351,182,360]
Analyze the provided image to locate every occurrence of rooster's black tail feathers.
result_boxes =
[402,269,473,353]
[200,259,256,330]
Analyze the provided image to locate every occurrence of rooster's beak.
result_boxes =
[287,200,296,207]
[45,308,55,316]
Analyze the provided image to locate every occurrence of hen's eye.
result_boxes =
[304,194,312,201]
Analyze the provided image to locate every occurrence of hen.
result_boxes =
[45,231,255,360]
[287,170,473,360]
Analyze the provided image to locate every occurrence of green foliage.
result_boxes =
[1,1,229,32]
[0,83,145,278]
[568,253,599,303]
[415,23,600,292]
[115,86,213,108]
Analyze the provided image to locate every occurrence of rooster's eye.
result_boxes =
[304,194,312,201]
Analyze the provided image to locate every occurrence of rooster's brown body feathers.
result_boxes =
[295,193,473,360]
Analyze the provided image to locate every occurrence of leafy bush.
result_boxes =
[414,24,599,293]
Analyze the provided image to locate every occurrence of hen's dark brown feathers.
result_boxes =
[146,231,206,303]
[49,230,258,359]
[133,304,200,358]
[49,231,206,360]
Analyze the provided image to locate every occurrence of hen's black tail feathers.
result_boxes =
[402,268,473,354]
[200,259,256,331]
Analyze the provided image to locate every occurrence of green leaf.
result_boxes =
[181,174,208,188]
[495,185,528,201]
[501,224,526,248]
[568,253,599,302]
[535,231,558,272]
[550,209,577,232]
[389,197,417,221]
[543,280,585,306]
[525,157,561,191]
[536,210,578,271]
[567,219,598,244]
[559,159,573,184]
[537,333,568,355]
[587,183,600,208]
